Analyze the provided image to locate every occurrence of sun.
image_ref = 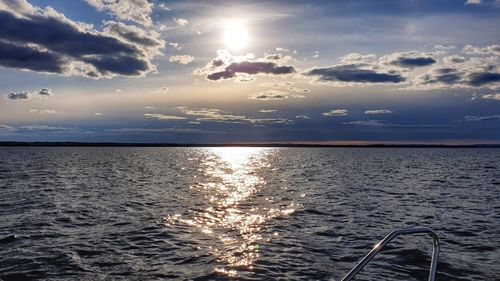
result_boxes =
[223,21,249,51]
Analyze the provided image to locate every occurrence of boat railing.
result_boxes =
[341,226,440,281]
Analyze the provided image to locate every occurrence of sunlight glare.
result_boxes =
[224,21,249,50]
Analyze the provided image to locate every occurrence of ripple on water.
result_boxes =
[0,147,499,280]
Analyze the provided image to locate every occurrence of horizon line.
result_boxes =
[1,141,500,148]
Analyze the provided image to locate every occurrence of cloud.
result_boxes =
[173,17,189,26]
[295,115,310,119]
[312,51,320,59]
[308,47,499,89]
[18,125,73,131]
[144,113,186,120]
[391,56,436,68]
[339,53,376,64]
[0,2,164,78]
[102,21,164,54]
[323,109,349,116]
[462,44,500,56]
[343,120,388,126]
[468,72,500,87]
[151,87,169,94]
[196,50,296,82]
[465,0,481,4]
[249,90,289,100]
[264,53,292,62]
[365,109,393,114]
[380,51,436,68]
[0,123,72,133]
[434,45,456,50]
[168,42,182,50]
[85,0,152,26]
[259,109,277,113]
[261,82,310,93]
[106,128,208,134]
[177,107,293,125]
[169,55,194,64]
[464,115,500,121]
[481,93,500,100]
[276,47,290,52]
[306,64,405,84]
[156,3,171,11]
[249,118,293,125]
[207,61,296,81]
[343,120,447,128]
[7,91,31,100]
[29,109,58,114]
[411,53,500,90]
[38,88,53,96]
[0,124,15,133]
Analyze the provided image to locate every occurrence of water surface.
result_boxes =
[0,147,499,280]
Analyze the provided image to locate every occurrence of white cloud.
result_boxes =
[169,42,182,50]
[462,44,500,56]
[85,0,153,26]
[249,90,289,100]
[276,47,290,52]
[144,113,187,120]
[323,109,348,116]
[259,109,277,113]
[465,0,481,5]
[169,55,194,64]
[434,45,456,50]
[29,109,58,114]
[261,82,310,93]
[339,53,376,64]
[364,110,393,114]
[173,17,189,26]
[295,115,310,119]
[156,3,171,11]
[481,93,500,100]
[464,114,500,121]
[177,107,293,125]
[151,87,169,94]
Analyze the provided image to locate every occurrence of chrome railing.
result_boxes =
[341,226,440,281]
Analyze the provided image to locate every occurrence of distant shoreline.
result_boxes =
[1,141,500,148]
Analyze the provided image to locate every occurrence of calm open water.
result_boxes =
[0,147,499,281]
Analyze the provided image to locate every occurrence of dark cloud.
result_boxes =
[418,67,462,85]
[103,21,163,49]
[467,72,500,86]
[0,40,65,73]
[38,88,53,96]
[391,56,436,67]
[7,91,31,100]
[306,64,405,84]
[207,61,296,81]
[0,6,163,78]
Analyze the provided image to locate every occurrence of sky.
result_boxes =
[0,0,500,144]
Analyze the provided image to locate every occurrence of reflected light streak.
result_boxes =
[164,147,297,276]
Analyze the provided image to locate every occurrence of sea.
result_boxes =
[0,147,499,281]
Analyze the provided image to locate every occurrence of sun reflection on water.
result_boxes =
[164,147,297,276]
